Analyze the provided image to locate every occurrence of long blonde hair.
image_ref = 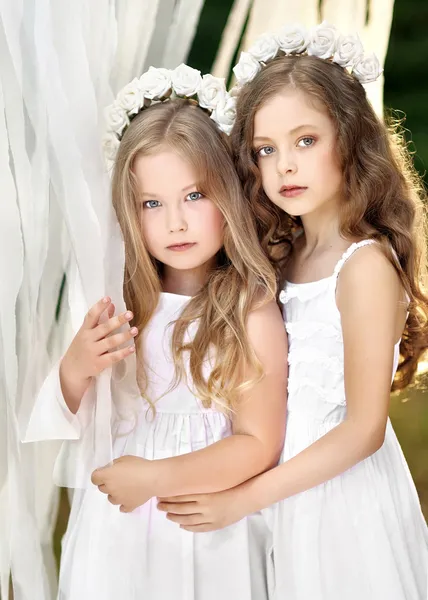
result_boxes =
[111,99,276,412]
[231,55,428,390]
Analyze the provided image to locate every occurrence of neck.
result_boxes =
[299,197,343,252]
[162,259,215,297]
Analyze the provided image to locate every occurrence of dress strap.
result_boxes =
[333,239,376,281]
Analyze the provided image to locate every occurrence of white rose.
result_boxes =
[229,84,242,98]
[104,103,129,136]
[171,63,202,97]
[248,33,279,63]
[233,52,262,85]
[197,74,227,110]
[139,67,172,100]
[211,93,237,135]
[352,53,383,84]
[103,132,121,163]
[333,34,364,67]
[307,21,338,60]
[116,78,144,115]
[275,24,308,55]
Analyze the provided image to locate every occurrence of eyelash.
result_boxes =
[297,136,316,148]
[255,136,317,157]
[186,191,204,202]
[142,192,204,209]
[143,200,161,209]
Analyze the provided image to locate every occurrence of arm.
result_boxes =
[159,245,408,529]
[92,299,288,507]
[152,299,288,495]
[23,298,136,442]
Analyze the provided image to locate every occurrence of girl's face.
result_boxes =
[134,149,224,279]
[252,89,343,219]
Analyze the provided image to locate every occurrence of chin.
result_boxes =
[162,258,210,271]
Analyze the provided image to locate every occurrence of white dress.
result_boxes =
[26,292,272,600]
[272,240,428,600]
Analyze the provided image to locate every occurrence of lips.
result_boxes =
[279,185,307,198]
[166,242,196,251]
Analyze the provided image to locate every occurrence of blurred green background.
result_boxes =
[54,0,428,565]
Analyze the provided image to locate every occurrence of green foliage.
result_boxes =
[384,0,428,183]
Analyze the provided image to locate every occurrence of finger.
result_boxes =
[166,513,205,526]
[180,524,213,533]
[108,495,120,506]
[84,297,112,329]
[107,303,116,319]
[157,495,201,503]
[98,328,138,354]
[97,345,135,369]
[157,501,199,515]
[93,311,134,341]
[91,468,106,486]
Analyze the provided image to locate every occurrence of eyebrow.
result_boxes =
[141,183,198,197]
[253,124,319,143]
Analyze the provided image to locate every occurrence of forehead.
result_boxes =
[134,149,198,190]
[253,89,332,137]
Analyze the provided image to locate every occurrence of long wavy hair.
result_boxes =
[111,99,276,412]
[231,55,428,390]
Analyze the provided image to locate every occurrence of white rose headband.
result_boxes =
[103,63,237,167]
[103,22,383,166]
[232,21,383,88]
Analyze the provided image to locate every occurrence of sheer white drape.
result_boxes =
[212,0,394,114]
[0,1,205,598]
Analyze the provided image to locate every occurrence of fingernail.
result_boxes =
[129,346,135,353]
[125,311,133,320]
[130,327,138,335]
[103,297,110,304]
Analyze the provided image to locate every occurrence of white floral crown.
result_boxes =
[232,21,383,89]
[103,63,237,166]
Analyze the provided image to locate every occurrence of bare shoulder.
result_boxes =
[246,299,288,370]
[338,244,401,298]
[337,243,402,315]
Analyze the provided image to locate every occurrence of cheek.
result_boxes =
[140,212,158,252]
[258,159,276,189]
[200,203,224,243]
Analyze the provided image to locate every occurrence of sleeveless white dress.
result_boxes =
[271,240,428,600]
[26,292,272,600]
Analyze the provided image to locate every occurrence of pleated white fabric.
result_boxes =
[269,241,428,600]
[26,292,273,600]
[0,0,208,596]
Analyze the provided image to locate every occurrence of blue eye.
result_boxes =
[297,137,315,148]
[257,146,275,157]
[143,200,161,209]
[186,191,203,202]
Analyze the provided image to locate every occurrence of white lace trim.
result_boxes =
[279,278,331,305]
[288,377,346,407]
[286,321,341,340]
[288,346,343,375]
[333,239,376,279]
[279,240,376,305]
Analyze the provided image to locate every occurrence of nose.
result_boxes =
[166,205,187,233]
[276,149,297,176]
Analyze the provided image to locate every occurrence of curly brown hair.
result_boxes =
[231,54,428,390]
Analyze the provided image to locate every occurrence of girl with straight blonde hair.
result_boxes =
[26,67,288,599]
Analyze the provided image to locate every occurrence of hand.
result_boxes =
[60,298,138,407]
[157,486,250,532]
[91,456,157,512]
